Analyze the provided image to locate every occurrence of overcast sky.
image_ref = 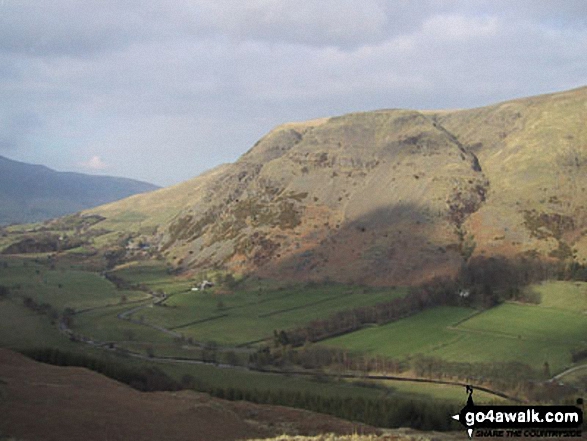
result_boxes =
[1,1,586,187]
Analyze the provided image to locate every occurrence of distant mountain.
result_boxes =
[86,86,587,285]
[0,155,159,225]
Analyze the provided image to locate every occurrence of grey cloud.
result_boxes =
[0,110,42,151]
[0,1,183,57]
[1,1,584,57]
[0,1,585,186]
[190,0,390,48]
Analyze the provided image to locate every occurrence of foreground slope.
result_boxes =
[0,155,159,225]
[0,349,376,441]
[87,86,587,285]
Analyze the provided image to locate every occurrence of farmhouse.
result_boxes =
[191,280,214,291]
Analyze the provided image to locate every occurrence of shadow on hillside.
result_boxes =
[256,202,464,286]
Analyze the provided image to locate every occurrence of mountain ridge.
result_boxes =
[85,85,587,285]
[0,155,159,225]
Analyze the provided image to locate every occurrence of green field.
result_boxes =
[138,284,406,346]
[0,272,388,404]
[111,262,195,294]
[2,255,585,409]
[373,379,506,404]
[322,301,587,375]
[0,257,148,311]
[323,307,474,358]
[0,299,73,350]
[528,280,587,312]
[0,289,471,408]
[0,296,482,405]
[72,303,175,343]
[107,263,409,346]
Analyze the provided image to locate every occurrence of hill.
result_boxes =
[0,348,378,441]
[0,155,159,225]
[70,86,587,284]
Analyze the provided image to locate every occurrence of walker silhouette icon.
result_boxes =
[450,385,583,438]
[466,385,474,406]
[451,385,476,439]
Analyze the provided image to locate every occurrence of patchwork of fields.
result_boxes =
[139,286,406,346]
[102,264,378,345]
[0,257,494,406]
[1,256,586,404]
[321,283,587,375]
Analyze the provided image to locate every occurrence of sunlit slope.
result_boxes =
[438,86,587,260]
[84,164,231,231]
[87,86,587,285]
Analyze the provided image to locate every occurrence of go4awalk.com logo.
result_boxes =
[451,386,583,438]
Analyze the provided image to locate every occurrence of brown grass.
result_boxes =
[0,349,375,441]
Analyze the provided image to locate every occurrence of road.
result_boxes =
[552,363,587,381]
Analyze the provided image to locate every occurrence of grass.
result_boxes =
[371,379,506,404]
[425,331,572,372]
[448,303,587,373]
[0,256,148,311]
[138,284,406,346]
[72,303,174,343]
[322,307,474,359]
[2,253,585,413]
[111,261,174,285]
[322,301,587,375]
[529,280,587,312]
[455,303,586,343]
[107,264,408,346]
[113,340,209,360]
[0,291,390,405]
[0,301,390,406]
[161,362,388,401]
[0,257,491,407]
[0,299,72,351]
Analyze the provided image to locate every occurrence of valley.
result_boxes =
[1,87,587,439]
[0,251,585,433]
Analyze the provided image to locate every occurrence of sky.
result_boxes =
[0,1,586,187]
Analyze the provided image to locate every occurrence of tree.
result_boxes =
[278,330,289,346]
[223,273,237,289]
[0,285,9,299]
[61,307,75,328]
[223,350,239,366]
[203,340,218,363]
[543,361,551,379]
